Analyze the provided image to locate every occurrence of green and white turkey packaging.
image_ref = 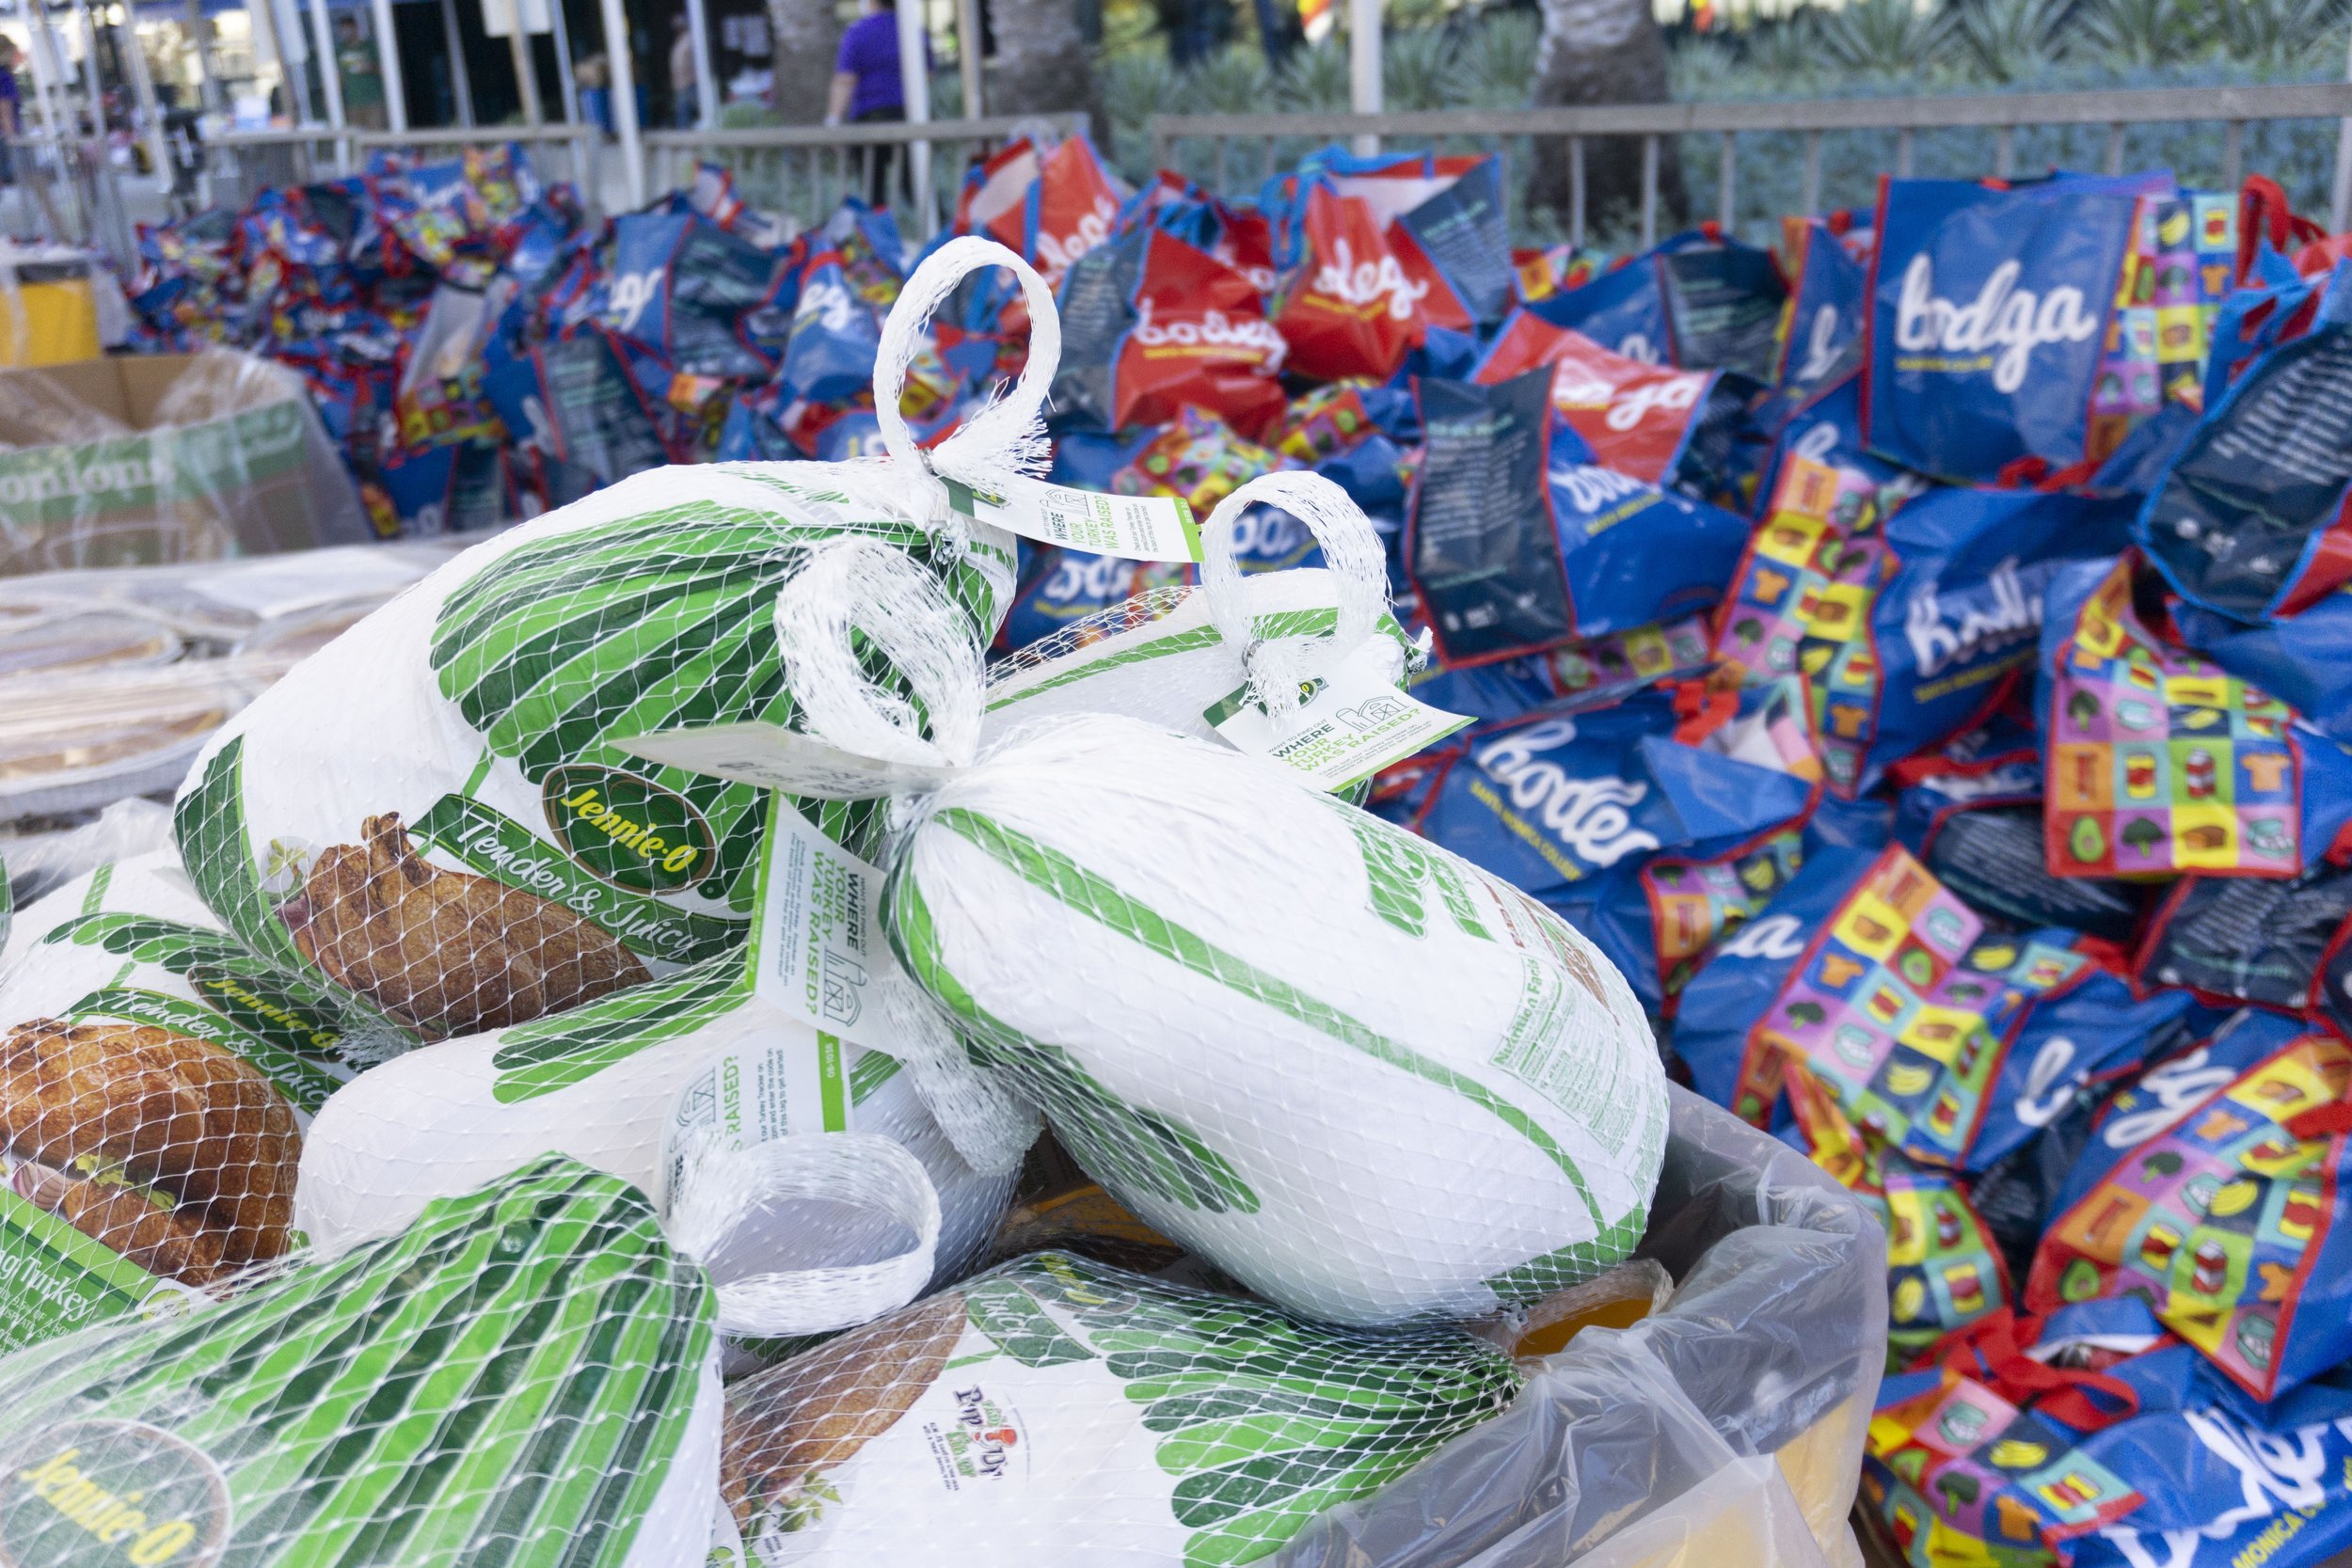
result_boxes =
[618,519,1663,1329]
[0,849,407,1351]
[885,711,1669,1326]
[293,952,1018,1314]
[716,1249,1522,1566]
[0,1155,724,1568]
[170,237,1064,1041]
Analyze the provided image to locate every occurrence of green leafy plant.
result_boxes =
[1813,0,1958,75]
[1959,0,2071,80]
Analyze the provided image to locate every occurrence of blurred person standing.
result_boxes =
[669,8,696,127]
[0,36,23,186]
[334,14,389,131]
[578,51,612,132]
[825,0,928,209]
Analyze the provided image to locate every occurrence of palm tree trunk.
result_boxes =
[1526,0,1685,243]
[768,0,841,120]
[988,0,1098,125]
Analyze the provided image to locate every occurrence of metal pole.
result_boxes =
[1715,128,1732,232]
[25,0,72,170]
[244,0,286,115]
[1568,134,1584,247]
[184,0,222,113]
[67,0,134,264]
[117,0,174,187]
[1346,0,1377,157]
[2333,24,2352,231]
[548,0,581,123]
[548,0,584,188]
[269,0,313,121]
[440,0,475,124]
[954,0,979,116]
[596,0,643,204]
[1639,133,1656,247]
[370,0,407,130]
[684,0,714,128]
[67,0,105,117]
[304,0,347,158]
[17,0,62,138]
[13,0,75,242]
[501,0,545,125]
[894,0,930,231]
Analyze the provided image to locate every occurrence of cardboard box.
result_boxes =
[0,350,374,575]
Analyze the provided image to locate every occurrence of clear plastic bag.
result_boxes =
[1270,1085,1887,1568]
[0,345,373,572]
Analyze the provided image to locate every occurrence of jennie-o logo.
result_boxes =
[0,1419,232,1567]
[1894,255,2101,393]
[540,765,717,895]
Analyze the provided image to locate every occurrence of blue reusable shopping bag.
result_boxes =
[1408,685,1817,1014]
[1406,372,1750,664]
[1867,175,2158,482]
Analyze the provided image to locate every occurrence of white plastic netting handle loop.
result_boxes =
[667,1132,942,1338]
[882,968,1040,1179]
[773,536,984,768]
[1200,470,1391,728]
[874,235,1061,488]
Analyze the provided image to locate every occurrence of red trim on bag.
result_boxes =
[2275,497,2352,617]
[1934,1310,2143,1433]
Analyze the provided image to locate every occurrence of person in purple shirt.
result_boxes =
[825,0,929,209]
[0,37,23,189]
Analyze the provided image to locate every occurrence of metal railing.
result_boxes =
[0,129,135,265]
[1151,81,2352,246]
[206,123,606,211]
[644,113,1089,238]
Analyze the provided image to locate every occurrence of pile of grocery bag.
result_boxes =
[78,134,2352,1564]
[1368,170,2352,1568]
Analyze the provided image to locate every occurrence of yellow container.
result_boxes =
[0,261,103,368]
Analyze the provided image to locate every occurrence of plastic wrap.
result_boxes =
[0,657,274,821]
[0,346,373,572]
[1272,1085,1886,1568]
[0,798,176,906]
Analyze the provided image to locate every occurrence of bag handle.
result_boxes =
[773,535,985,770]
[872,236,1061,499]
[768,537,1041,1177]
[1200,470,1391,730]
[666,1132,943,1337]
